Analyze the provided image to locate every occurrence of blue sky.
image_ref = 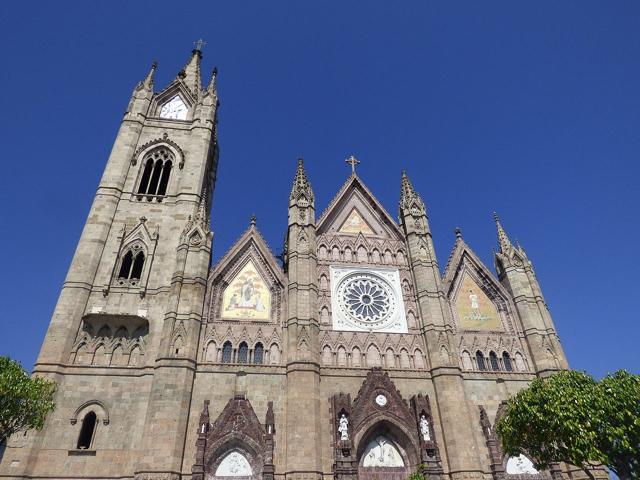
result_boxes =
[0,1,637,378]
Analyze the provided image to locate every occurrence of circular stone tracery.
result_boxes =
[337,273,396,329]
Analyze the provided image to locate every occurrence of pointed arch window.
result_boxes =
[489,351,500,371]
[476,351,487,371]
[503,352,513,372]
[238,342,248,364]
[117,244,145,285]
[222,341,233,364]
[137,148,174,200]
[77,411,97,449]
[253,343,264,365]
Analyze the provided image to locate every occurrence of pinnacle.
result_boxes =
[177,48,202,95]
[206,66,218,94]
[290,157,314,203]
[493,211,512,253]
[399,170,425,214]
[135,61,157,92]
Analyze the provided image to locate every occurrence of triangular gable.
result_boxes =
[317,174,403,240]
[150,80,198,120]
[338,208,375,235]
[208,225,284,322]
[443,239,515,333]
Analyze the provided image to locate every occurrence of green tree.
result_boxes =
[407,464,427,480]
[496,369,640,480]
[0,356,56,442]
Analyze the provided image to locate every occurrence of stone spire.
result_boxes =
[289,158,314,205]
[136,60,157,92]
[399,170,426,215]
[206,66,218,96]
[177,48,202,95]
[493,212,513,254]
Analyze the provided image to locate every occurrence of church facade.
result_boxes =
[0,49,599,480]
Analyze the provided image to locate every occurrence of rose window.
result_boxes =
[336,273,396,329]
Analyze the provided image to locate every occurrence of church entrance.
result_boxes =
[357,434,411,480]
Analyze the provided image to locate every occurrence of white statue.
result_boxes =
[420,414,431,441]
[338,414,349,441]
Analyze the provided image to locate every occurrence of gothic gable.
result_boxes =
[192,398,275,480]
[443,238,515,333]
[206,224,285,324]
[317,175,403,240]
[150,80,198,120]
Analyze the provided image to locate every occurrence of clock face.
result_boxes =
[159,95,188,120]
[375,394,387,407]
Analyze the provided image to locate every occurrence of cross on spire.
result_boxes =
[345,155,360,174]
[193,39,207,51]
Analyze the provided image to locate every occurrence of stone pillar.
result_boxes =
[284,159,322,480]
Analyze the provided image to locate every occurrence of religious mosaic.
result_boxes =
[222,260,270,320]
[454,273,501,330]
[338,208,374,235]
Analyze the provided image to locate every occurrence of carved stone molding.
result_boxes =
[330,369,443,480]
[192,397,275,480]
[479,403,552,480]
[131,132,186,169]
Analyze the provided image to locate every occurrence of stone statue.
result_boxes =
[420,414,431,441]
[338,413,349,441]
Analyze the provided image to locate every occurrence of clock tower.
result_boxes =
[2,47,219,480]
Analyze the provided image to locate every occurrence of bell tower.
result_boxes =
[4,46,220,480]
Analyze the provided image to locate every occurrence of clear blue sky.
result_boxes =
[0,1,637,378]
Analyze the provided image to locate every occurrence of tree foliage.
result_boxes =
[496,369,640,480]
[0,356,56,442]
[407,465,427,480]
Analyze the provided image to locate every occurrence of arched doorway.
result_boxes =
[209,446,259,480]
[356,421,416,480]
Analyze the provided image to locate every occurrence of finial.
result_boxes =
[345,155,360,174]
[140,216,147,224]
[212,66,218,77]
[194,38,207,52]
[250,214,257,226]
[454,227,462,239]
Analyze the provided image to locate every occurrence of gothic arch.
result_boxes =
[192,398,275,480]
[71,400,110,426]
[131,133,185,170]
[354,418,419,470]
[331,370,439,478]
[206,436,264,480]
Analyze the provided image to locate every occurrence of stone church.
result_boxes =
[0,48,598,480]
